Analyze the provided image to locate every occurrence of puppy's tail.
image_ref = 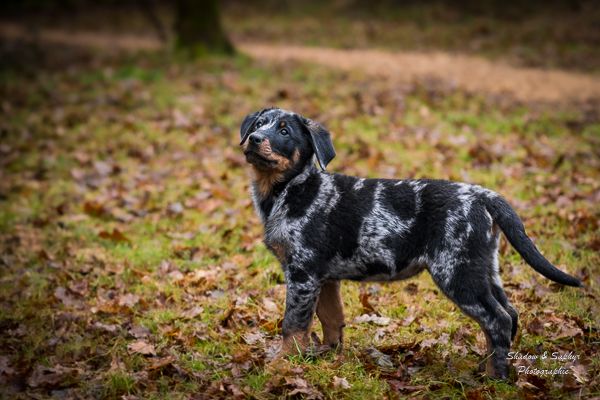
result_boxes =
[484,194,582,287]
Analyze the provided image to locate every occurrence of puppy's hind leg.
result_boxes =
[489,234,519,341]
[316,280,345,350]
[429,261,513,379]
[490,277,519,341]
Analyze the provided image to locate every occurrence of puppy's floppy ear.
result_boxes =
[240,109,268,145]
[300,116,336,170]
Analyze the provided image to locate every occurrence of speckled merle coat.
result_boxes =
[239,107,581,379]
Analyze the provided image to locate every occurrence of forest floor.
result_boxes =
[1,8,600,400]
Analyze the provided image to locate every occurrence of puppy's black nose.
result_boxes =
[249,134,264,145]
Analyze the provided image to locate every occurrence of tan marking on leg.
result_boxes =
[316,281,345,349]
[270,242,288,263]
[483,331,497,377]
[492,223,500,236]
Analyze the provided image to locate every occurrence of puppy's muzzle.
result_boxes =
[244,135,276,168]
[248,133,265,145]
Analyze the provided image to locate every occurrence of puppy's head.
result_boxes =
[239,108,335,175]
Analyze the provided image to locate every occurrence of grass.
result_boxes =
[0,46,599,398]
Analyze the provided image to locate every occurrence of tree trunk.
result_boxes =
[174,0,234,56]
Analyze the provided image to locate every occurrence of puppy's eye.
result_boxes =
[255,120,263,129]
[280,128,289,136]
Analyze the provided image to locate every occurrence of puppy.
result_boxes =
[239,107,582,379]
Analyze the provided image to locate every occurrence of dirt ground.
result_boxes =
[2,22,600,103]
[241,43,600,103]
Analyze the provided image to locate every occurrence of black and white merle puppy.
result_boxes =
[239,107,582,379]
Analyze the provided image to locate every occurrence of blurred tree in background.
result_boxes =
[174,0,234,56]
[0,0,235,56]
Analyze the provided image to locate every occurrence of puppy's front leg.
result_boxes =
[280,268,320,356]
[316,280,345,350]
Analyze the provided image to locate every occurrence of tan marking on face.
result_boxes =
[258,139,273,156]
[250,138,295,197]
[252,169,284,197]
[270,152,291,171]
[292,149,300,163]
[279,121,286,128]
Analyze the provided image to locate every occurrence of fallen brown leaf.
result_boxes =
[465,388,487,400]
[92,321,120,333]
[262,297,279,313]
[67,280,89,296]
[243,331,265,346]
[227,383,245,399]
[365,346,395,371]
[83,200,107,218]
[386,379,425,393]
[27,364,80,388]
[181,306,204,319]
[419,337,439,349]
[98,228,130,243]
[128,340,156,356]
[555,324,583,339]
[147,356,175,371]
[359,285,377,315]
[93,160,114,177]
[332,376,351,389]
[570,363,588,384]
[354,313,390,326]
[404,282,419,294]
[54,287,83,309]
[129,325,151,339]
[285,376,323,399]
[401,314,416,327]
[0,356,15,377]
[527,317,545,335]
[118,293,140,308]
[167,202,184,215]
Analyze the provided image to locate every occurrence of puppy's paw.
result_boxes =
[310,331,322,346]
[310,331,343,353]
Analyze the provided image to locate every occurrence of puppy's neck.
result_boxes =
[250,162,316,221]
[250,166,287,199]
[251,160,314,197]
